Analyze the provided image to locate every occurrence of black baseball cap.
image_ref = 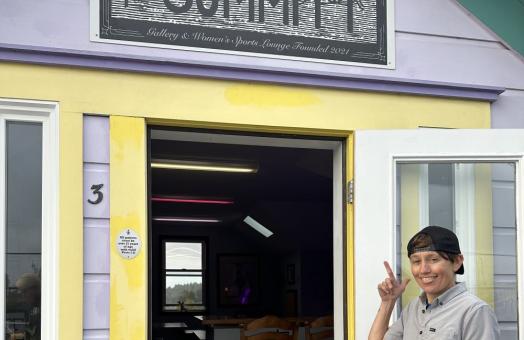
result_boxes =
[407,226,464,275]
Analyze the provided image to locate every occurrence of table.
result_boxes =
[156,322,188,328]
[201,316,316,328]
[152,321,190,340]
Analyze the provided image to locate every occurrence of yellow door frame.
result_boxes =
[110,116,355,340]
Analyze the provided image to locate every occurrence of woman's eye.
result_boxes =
[431,258,439,262]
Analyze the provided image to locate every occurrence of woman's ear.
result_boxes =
[453,254,464,272]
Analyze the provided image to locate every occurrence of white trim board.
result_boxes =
[0,98,59,340]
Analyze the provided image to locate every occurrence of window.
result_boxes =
[396,162,518,339]
[0,99,59,340]
[163,240,206,312]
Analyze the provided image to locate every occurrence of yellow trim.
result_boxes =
[59,111,83,340]
[399,164,421,307]
[0,63,490,132]
[110,116,147,340]
[474,164,495,306]
[346,133,355,340]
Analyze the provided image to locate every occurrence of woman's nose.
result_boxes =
[420,261,431,273]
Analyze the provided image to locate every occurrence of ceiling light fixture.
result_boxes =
[154,217,221,223]
[151,159,258,173]
[243,216,273,238]
[152,196,234,205]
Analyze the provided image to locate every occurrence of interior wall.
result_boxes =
[300,251,334,316]
[151,205,334,320]
[151,224,287,319]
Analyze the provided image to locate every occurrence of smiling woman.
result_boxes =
[407,252,461,304]
[369,226,500,340]
[407,229,465,304]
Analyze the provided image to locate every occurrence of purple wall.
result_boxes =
[1,0,523,124]
[83,115,110,340]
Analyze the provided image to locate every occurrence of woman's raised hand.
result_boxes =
[377,261,410,302]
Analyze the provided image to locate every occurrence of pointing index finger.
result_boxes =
[383,261,396,281]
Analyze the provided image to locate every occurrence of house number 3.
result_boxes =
[88,184,104,204]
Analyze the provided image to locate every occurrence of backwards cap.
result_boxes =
[407,226,464,275]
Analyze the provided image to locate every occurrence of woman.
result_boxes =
[368,226,500,340]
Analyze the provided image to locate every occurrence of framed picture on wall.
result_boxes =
[218,255,259,306]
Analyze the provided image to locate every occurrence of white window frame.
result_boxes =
[453,164,477,293]
[416,164,477,292]
[163,240,206,312]
[0,98,59,340]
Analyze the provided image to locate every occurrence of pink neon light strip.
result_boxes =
[153,217,221,223]
[152,197,234,205]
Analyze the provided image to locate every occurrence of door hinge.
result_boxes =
[347,180,354,204]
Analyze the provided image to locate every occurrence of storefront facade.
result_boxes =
[1,0,524,339]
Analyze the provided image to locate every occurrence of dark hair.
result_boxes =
[409,233,460,264]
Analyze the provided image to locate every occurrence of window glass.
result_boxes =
[164,241,204,311]
[396,162,517,340]
[5,121,43,340]
[165,242,202,270]
[427,164,454,228]
[165,276,203,305]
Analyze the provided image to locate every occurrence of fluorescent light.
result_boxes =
[154,217,221,223]
[243,216,273,238]
[152,196,234,205]
[151,160,257,173]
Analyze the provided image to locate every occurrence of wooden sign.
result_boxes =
[91,0,393,66]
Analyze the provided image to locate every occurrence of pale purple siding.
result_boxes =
[491,90,524,128]
[83,115,110,340]
[0,0,523,106]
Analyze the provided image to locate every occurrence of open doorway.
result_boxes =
[148,128,345,340]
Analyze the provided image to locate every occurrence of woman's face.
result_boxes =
[409,251,463,303]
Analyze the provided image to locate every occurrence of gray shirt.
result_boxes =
[384,283,500,340]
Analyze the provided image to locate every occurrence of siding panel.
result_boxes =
[83,275,111,329]
[83,115,110,340]
[84,219,110,274]
[491,163,517,340]
[0,0,523,91]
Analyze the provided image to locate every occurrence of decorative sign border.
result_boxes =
[90,0,394,67]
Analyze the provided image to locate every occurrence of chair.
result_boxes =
[240,315,296,340]
[305,315,334,340]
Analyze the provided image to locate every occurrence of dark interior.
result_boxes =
[149,129,334,339]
